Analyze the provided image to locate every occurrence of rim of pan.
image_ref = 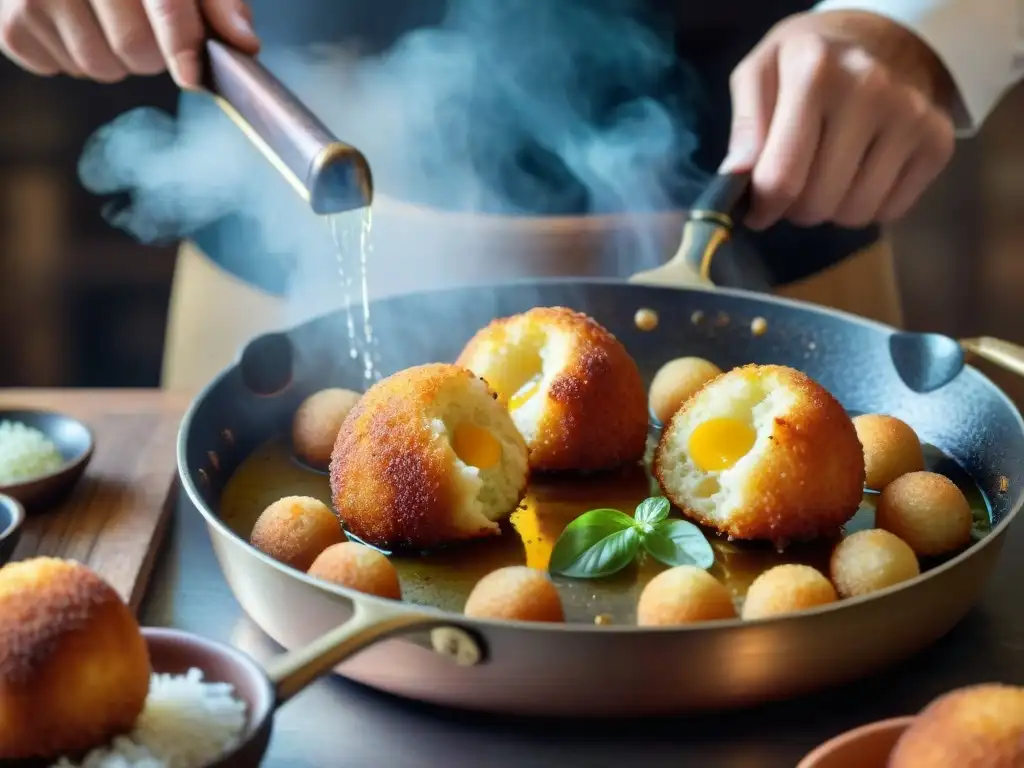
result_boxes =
[177,277,1024,635]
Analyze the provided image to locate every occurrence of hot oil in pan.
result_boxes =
[329,210,380,385]
[219,435,991,624]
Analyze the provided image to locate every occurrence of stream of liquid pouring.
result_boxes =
[329,210,380,386]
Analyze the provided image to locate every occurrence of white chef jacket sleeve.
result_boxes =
[813,0,1024,135]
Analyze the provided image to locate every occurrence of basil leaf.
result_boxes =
[642,519,715,569]
[548,509,641,578]
[634,496,670,525]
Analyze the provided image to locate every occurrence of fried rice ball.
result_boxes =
[250,495,345,571]
[829,529,920,598]
[654,364,866,546]
[636,566,737,626]
[648,356,723,425]
[330,363,529,550]
[889,684,1024,768]
[741,564,838,620]
[876,471,974,558]
[852,413,925,490]
[292,388,362,469]
[464,566,564,622]
[455,306,647,472]
[308,542,402,600]
[0,557,151,760]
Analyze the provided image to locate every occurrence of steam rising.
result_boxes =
[78,0,709,316]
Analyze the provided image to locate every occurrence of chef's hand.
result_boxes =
[0,0,259,87]
[723,10,957,231]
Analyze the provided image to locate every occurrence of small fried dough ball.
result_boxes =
[852,413,925,490]
[292,388,361,469]
[876,471,973,558]
[250,495,345,571]
[741,564,837,620]
[830,529,920,598]
[464,566,564,622]
[0,557,151,760]
[648,356,722,425]
[308,542,401,600]
[637,566,736,626]
[890,684,1024,768]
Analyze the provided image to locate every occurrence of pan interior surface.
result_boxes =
[184,280,1024,628]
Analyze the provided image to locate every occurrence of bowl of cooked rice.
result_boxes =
[0,409,94,511]
[0,493,24,564]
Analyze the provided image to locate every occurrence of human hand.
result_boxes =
[723,10,957,231]
[0,0,259,87]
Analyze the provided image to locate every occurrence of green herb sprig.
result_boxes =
[547,496,714,579]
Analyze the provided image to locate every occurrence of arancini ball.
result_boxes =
[889,683,1024,768]
[250,495,345,571]
[648,356,723,425]
[330,363,529,550]
[636,565,737,626]
[876,471,973,558]
[829,529,920,598]
[463,566,564,622]
[852,413,925,490]
[741,564,837,620]
[0,557,151,760]
[307,542,402,600]
[292,387,361,469]
[456,306,648,472]
[654,364,866,546]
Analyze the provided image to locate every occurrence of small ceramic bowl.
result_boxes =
[0,493,25,565]
[797,716,915,768]
[0,408,95,511]
[144,627,276,767]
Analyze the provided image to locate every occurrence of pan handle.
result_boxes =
[200,39,373,215]
[960,337,1024,379]
[263,600,485,705]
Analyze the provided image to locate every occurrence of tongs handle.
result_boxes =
[200,39,373,214]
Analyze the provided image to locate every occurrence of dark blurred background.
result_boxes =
[1,59,1022,399]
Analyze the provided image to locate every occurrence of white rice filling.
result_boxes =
[428,375,529,532]
[462,320,574,445]
[50,668,248,768]
[0,420,65,485]
[660,374,797,523]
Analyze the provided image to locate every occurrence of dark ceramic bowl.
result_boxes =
[0,493,25,565]
[144,627,276,767]
[0,409,95,511]
[798,717,915,768]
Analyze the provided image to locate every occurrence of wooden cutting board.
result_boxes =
[0,389,186,612]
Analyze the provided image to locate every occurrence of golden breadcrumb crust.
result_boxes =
[890,684,1024,768]
[308,542,402,599]
[654,364,866,545]
[0,557,150,760]
[329,363,528,549]
[457,306,648,472]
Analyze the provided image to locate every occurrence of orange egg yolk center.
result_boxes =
[508,376,542,412]
[452,423,502,469]
[688,417,756,472]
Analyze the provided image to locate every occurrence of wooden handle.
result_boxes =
[960,336,1024,379]
[202,40,373,214]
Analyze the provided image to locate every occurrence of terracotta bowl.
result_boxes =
[143,627,276,767]
[797,717,915,768]
[0,408,95,512]
[0,493,25,565]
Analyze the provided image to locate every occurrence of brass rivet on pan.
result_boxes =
[430,627,483,666]
[634,308,659,332]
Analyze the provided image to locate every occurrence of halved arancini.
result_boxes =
[654,364,865,546]
[329,363,529,550]
[456,306,648,472]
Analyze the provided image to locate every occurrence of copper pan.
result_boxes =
[177,276,1024,717]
